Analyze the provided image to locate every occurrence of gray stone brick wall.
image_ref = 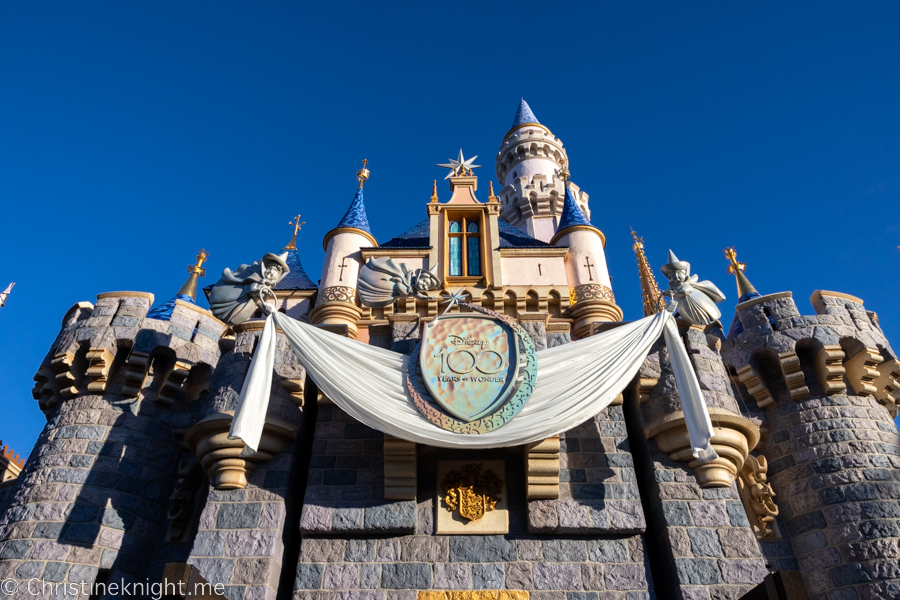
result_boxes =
[298,405,413,535]
[529,406,646,535]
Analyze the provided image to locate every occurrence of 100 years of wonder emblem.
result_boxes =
[406,303,537,434]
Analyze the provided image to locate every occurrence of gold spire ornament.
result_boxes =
[488,180,499,203]
[357,159,370,188]
[430,179,438,203]
[631,229,662,316]
[724,247,759,301]
[0,282,14,308]
[177,249,210,300]
[285,215,306,250]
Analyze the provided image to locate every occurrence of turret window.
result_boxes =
[448,217,482,277]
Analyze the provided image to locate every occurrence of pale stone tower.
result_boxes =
[495,99,590,243]
[551,180,622,337]
[308,163,378,339]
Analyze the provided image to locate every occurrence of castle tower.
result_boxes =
[551,178,621,337]
[721,266,900,599]
[308,161,377,339]
[271,215,318,320]
[495,98,590,243]
[0,263,228,591]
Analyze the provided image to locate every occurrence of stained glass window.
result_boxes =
[448,216,481,278]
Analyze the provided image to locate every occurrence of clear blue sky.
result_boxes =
[1,2,899,455]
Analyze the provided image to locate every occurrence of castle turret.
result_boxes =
[721,272,900,600]
[308,161,377,339]
[550,176,621,336]
[495,98,590,243]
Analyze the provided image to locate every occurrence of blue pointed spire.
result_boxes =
[557,185,594,231]
[274,247,318,290]
[335,187,372,235]
[511,98,540,129]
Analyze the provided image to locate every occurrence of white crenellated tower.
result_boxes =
[495,99,590,243]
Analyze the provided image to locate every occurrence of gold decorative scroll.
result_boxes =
[441,463,502,522]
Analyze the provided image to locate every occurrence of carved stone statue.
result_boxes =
[208,252,289,325]
[661,250,726,327]
[357,257,441,308]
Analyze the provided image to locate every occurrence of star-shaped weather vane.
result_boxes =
[437,149,480,179]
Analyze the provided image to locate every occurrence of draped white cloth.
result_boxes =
[230,309,717,458]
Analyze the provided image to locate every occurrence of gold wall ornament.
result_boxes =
[285,215,306,250]
[357,158,370,187]
[737,455,780,539]
[441,463,502,522]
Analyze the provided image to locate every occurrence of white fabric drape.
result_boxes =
[229,309,717,457]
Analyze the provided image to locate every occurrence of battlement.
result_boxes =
[498,172,590,231]
[495,125,566,183]
[722,290,899,415]
[32,291,227,414]
[0,441,24,470]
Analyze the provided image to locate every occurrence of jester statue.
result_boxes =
[207,252,289,325]
[356,257,441,308]
[661,250,726,327]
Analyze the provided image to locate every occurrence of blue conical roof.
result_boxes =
[335,187,372,235]
[146,293,195,321]
[557,185,595,232]
[511,98,540,129]
[275,247,318,290]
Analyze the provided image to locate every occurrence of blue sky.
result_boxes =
[1,2,899,455]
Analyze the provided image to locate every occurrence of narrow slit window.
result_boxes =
[449,220,462,276]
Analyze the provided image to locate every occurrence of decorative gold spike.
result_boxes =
[723,247,758,300]
[177,249,210,300]
[631,229,662,316]
[488,180,499,203]
[430,179,438,203]
[187,249,209,278]
[285,215,306,250]
[357,158,370,188]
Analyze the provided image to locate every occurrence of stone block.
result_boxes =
[346,540,377,563]
[300,539,347,563]
[687,529,723,557]
[193,530,228,556]
[217,503,263,529]
[603,564,647,591]
[323,564,360,590]
[542,539,587,562]
[433,563,473,589]
[673,559,722,585]
[380,563,431,590]
[295,564,326,590]
[580,564,605,591]
[504,563,534,590]
[716,529,761,559]
[716,559,767,585]
[473,563,505,589]
[587,540,629,563]
[399,537,447,562]
[364,502,417,533]
[449,536,517,562]
[532,563,581,590]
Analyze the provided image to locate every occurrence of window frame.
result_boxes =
[445,211,485,283]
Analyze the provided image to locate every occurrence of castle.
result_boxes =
[1,99,899,600]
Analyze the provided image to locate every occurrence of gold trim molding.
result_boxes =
[419,592,529,600]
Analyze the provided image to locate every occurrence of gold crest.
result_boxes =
[441,463,502,522]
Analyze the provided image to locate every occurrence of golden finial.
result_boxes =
[178,249,209,300]
[631,229,662,316]
[723,246,758,300]
[559,160,570,184]
[430,179,438,203]
[187,249,209,277]
[285,214,306,250]
[724,247,745,274]
[356,159,370,188]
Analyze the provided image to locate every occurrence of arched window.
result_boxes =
[448,217,482,277]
